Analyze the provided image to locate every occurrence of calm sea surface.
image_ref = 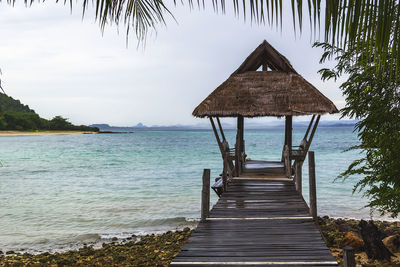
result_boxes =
[0,126,388,253]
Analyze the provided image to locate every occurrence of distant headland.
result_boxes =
[0,93,98,133]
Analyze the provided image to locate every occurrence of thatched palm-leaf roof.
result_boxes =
[193,71,338,117]
[232,40,297,75]
[192,40,338,118]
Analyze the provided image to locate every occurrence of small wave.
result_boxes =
[99,233,134,240]
[141,216,189,226]
[75,233,102,242]
[1,217,197,255]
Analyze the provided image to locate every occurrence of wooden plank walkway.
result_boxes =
[171,176,338,266]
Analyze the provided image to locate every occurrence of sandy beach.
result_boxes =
[0,131,97,136]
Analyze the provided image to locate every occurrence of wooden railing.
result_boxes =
[292,151,317,221]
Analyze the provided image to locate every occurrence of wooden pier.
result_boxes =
[171,174,338,266]
[174,40,341,266]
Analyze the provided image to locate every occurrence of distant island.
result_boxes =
[0,93,98,132]
[90,119,357,131]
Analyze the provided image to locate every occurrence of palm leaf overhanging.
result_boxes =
[2,0,399,73]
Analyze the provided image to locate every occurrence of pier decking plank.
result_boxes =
[171,177,338,266]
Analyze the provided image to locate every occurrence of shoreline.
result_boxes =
[1,217,400,266]
[0,130,98,136]
[0,228,192,266]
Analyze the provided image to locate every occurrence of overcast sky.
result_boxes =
[0,2,346,126]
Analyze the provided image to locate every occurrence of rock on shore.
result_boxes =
[319,216,400,266]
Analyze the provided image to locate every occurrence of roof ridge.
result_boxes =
[232,40,297,75]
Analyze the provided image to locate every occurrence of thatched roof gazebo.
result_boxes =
[193,71,338,118]
[193,40,338,194]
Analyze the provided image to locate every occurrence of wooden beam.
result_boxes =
[304,115,320,153]
[236,116,244,176]
[343,247,356,267]
[216,117,226,141]
[206,217,313,220]
[200,169,210,222]
[295,160,302,195]
[304,115,316,141]
[171,261,339,265]
[283,145,291,177]
[209,117,224,158]
[284,115,292,161]
[235,135,240,176]
[262,63,268,71]
[222,156,228,192]
[239,116,244,154]
[308,151,317,221]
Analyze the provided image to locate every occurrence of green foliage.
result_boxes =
[0,93,35,113]
[315,20,400,216]
[0,94,98,132]
[0,115,7,130]
[1,111,43,130]
[48,115,73,130]
[0,111,99,132]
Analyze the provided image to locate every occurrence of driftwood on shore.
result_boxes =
[360,220,394,261]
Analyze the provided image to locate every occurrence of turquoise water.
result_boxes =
[0,127,381,253]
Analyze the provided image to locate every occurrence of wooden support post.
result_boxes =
[283,145,291,177]
[286,116,292,153]
[239,116,244,153]
[343,246,356,267]
[239,116,244,174]
[201,169,210,222]
[308,151,317,221]
[235,116,244,176]
[235,136,240,177]
[283,116,293,163]
[222,159,228,192]
[295,161,302,195]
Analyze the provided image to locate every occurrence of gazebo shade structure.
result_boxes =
[193,40,338,118]
[193,40,338,194]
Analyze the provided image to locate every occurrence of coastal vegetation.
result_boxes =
[0,93,98,132]
[315,4,400,217]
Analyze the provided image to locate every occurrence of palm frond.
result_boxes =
[2,0,399,73]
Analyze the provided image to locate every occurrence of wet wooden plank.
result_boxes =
[171,176,337,266]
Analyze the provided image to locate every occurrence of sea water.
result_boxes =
[0,127,385,253]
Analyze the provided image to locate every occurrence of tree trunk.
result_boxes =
[359,220,393,261]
